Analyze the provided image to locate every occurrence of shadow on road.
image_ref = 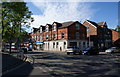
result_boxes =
[2,53,34,77]
[28,51,120,76]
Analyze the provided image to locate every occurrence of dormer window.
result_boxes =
[76,24,80,30]
[54,25,56,31]
[46,27,49,32]
[40,27,42,33]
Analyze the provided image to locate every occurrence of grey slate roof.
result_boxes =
[59,21,75,28]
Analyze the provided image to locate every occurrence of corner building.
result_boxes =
[31,21,93,51]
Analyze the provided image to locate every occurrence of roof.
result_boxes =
[86,20,99,27]
[33,27,39,33]
[53,22,62,27]
[110,29,119,32]
[59,21,76,28]
[41,26,45,30]
[97,22,105,26]
[46,24,52,28]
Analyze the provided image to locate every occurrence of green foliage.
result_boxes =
[117,25,120,33]
[2,2,34,43]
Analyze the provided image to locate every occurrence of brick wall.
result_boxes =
[31,21,87,42]
[68,22,86,40]
[58,28,68,40]
[111,29,120,42]
[83,21,97,37]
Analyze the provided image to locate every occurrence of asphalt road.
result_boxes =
[2,51,120,77]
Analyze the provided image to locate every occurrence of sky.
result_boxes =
[24,0,119,32]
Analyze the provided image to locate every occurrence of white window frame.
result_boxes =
[54,25,56,31]
[40,27,42,33]
[46,27,49,32]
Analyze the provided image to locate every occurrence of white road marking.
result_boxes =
[37,67,55,77]
[38,67,47,72]
[45,67,53,71]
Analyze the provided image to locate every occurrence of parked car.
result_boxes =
[66,46,82,55]
[3,44,18,52]
[21,47,28,52]
[105,47,120,53]
[82,47,99,55]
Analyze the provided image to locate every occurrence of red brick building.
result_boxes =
[30,21,93,51]
[83,20,112,49]
[110,29,120,47]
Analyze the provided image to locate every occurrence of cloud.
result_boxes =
[29,1,95,28]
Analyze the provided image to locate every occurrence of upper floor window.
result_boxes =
[46,27,49,32]
[54,25,56,31]
[46,34,48,40]
[61,32,65,39]
[76,24,80,30]
[53,34,56,40]
[76,32,80,39]
[83,34,85,38]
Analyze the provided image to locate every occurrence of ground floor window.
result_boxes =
[56,42,58,48]
[53,42,55,48]
[48,43,49,49]
[87,42,89,47]
[70,42,77,47]
[64,42,66,48]
[83,42,85,48]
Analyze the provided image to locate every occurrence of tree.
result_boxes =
[2,2,34,53]
[116,25,120,33]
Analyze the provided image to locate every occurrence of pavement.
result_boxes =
[2,52,27,74]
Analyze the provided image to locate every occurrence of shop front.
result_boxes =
[35,41,44,50]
